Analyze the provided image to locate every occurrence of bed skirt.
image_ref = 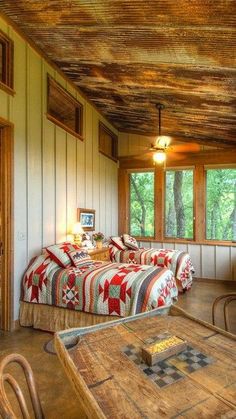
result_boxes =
[20,302,119,332]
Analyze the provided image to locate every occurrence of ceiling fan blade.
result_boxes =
[167,151,187,160]
[171,143,201,153]
[119,151,153,160]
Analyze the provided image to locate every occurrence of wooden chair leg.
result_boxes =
[0,353,44,419]
[224,296,236,332]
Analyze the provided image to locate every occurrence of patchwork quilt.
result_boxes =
[109,247,195,291]
[21,255,178,317]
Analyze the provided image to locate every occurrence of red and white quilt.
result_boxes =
[109,246,195,291]
[21,254,178,317]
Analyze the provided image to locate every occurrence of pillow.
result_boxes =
[68,249,93,268]
[110,236,128,251]
[46,242,81,268]
[123,234,139,250]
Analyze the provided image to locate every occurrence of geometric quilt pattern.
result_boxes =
[122,333,214,388]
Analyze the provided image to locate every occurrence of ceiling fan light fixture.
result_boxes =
[155,135,171,148]
[153,150,166,163]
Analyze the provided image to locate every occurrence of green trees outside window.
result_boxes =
[130,172,154,237]
[165,170,194,239]
[206,169,236,241]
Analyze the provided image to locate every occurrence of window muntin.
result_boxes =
[99,122,118,161]
[0,30,13,92]
[129,171,154,237]
[47,76,83,138]
[165,169,194,239]
[206,168,236,241]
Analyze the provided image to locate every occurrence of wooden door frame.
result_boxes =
[0,116,14,331]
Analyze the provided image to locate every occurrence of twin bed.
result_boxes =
[20,239,195,332]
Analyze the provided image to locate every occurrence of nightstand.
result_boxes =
[88,247,110,262]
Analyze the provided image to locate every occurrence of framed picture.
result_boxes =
[77,208,95,231]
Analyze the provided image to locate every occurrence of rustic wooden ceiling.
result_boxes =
[0,0,236,148]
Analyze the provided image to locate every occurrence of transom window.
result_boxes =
[0,30,13,93]
[99,122,118,161]
[129,171,154,237]
[47,76,83,139]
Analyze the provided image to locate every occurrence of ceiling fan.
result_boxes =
[130,103,201,164]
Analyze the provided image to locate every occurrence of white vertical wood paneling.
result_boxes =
[215,246,231,280]
[76,138,85,208]
[201,245,215,279]
[27,48,42,259]
[85,103,93,208]
[149,242,160,249]
[42,63,56,247]
[184,244,202,277]
[66,133,77,234]
[99,155,106,234]
[92,112,100,230]
[163,242,174,249]
[55,127,67,244]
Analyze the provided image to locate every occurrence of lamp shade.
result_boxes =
[72,222,84,235]
[153,151,166,163]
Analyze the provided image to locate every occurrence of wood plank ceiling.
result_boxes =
[0,0,236,148]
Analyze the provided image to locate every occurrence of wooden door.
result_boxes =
[0,119,13,330]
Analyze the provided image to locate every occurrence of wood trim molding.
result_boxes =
[119,149,236,170]
[0,117,14,331]
[118,169,129,235]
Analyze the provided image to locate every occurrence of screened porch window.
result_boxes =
[129,171,154,237]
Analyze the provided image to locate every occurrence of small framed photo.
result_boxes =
[77,208,95,231]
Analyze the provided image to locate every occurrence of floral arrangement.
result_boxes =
[93,232,104,242]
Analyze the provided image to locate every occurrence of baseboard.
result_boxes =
[194,277,236,284]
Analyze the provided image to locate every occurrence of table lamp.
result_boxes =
[72,222,84,246]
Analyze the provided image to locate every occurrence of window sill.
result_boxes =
[135,237,236,247]
[0,82,15,96]
[46,113,84,141]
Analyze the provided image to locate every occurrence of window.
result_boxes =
[206,168,236,241]
[129,171,154,237]
[0,30,13,93]
[47,76,83,138]
[165,169,194,239]
[99,122,118,161]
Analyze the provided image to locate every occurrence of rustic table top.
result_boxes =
[55,308,236,419]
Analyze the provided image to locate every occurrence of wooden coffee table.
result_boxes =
[55,307,236,418]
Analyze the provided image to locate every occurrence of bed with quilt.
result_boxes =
[20,242,178,332]
[109,235,195,292]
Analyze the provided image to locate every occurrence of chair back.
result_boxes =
[0,353,44,419]
[212,293,236,332]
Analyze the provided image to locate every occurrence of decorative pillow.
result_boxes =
[123,234,139,250]
[110,236,128,251]
[46,242,81,268]
[68,249,93,268]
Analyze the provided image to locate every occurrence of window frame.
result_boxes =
[47,75,83,140]
[0,30,14,95]
[99,122,118,162]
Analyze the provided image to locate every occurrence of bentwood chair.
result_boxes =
[0,353,44,419]
[212,293,236,332]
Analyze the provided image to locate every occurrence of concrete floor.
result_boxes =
[0,279,235,418]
